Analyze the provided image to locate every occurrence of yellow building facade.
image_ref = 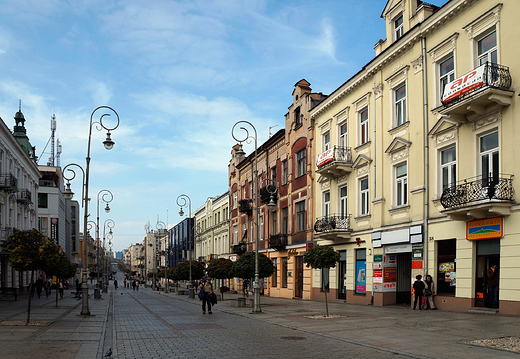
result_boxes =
[311,0,520,314]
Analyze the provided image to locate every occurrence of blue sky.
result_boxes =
[0,0,445,251]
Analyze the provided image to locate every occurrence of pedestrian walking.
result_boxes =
[199,278,214,314]
[136,280,140,291]
[44,280,50,298]
[413,275,425,311]
[123,279,127,289]
[242,278,250,297]
[35,276,44,299]
[59,280,64,299]
[132,280,136,291]
[423,275,436,310]
[114,279,118,290]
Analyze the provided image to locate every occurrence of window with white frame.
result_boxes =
[271,166,277,183]
[242,223,246,241]
[360,177,369,215]
[478,30,497,66]
[259,215,264,240]
[272,211,277,234]
[359,108,369,145]
[395,163,408,206]
[439,56,455,100]
[394,14,403,40]
[296,149,306,177]
[323,191,330,217]
[339,185,347,217]
[324,132,330,151]
[282,160,288,185]
[395,84,406,126]
[480,131,499,183]
[339,122,347,148]
[441,146,456,190]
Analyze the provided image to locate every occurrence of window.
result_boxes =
[296,149,306,177]
[478,30,497,65]
[324,132,330,151]
[282,207,288,234]
[360,108,369,145]
[360,178,369,215]
[394,14,403,40]
[437,239,456,295]
[355,249,366,294]
[340,185,347,217]
[296,201,306,232]
[321,268,330,292]
[271,166,277,184]
[0,150,3,172]
[38,193,48,208]
[339,122,347,148]
[282,257,288,288]
[294,107,301,128]
[272,258,278,287]
[259,215,264,240]
[480,131,499,184]
[395,84,406,126]
[395,163,408,206]
[323,191,330,217]
[233,192,238,209]
[282,160,288,185]
[242,223,246,242]
[439,56,455,100]
[441,146,456,190]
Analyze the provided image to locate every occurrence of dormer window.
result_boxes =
[394,14,403,40]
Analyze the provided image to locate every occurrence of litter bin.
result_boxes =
[189,287,195,299]
[94,288,101,299]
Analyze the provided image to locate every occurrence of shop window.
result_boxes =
[272,258,278,288]
[437,239,456,295]
[321,267,330,292]
[355,249,366,294]
[282,257,288,288]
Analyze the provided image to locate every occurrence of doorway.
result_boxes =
[338,251,346,300]
[475,239,500,308]
[396,253,412,304]
[294,256,303,298]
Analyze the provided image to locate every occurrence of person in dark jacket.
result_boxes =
[199,279,214,314]
[487,264,499,308]
[413,275,425,311]
[35,277,44,298]
[424,275,436,310]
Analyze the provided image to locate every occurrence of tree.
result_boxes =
[206,258,234,299]
[170,261,204,282]
[303,245,341,317]
[42,240,77,308]
[6,229,47,324]
[233,252,274,280]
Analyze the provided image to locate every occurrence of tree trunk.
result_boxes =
[55,279,59,308]
[324,291,329,317]
[26,270,35,325]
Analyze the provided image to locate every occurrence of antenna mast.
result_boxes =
[50,114,56,166]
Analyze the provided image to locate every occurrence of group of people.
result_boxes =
[33,276,65,299]
[412,274,437,311]
[121,278,140,291]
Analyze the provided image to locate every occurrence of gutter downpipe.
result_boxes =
[373,73,377,201]
[422,36,429,276]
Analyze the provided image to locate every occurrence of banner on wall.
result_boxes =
[356,260,366,294]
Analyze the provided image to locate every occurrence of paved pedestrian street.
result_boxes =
[1,280,520,359]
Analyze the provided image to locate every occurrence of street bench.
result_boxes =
[0,287,18,300]
[229,297,247,307]
[176,289,189,295]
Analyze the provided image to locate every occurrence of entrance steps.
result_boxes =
[468,307,498,314]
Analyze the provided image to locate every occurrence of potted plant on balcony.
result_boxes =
[238,198,253,214]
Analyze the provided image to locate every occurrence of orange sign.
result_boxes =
[466,217,503,240]
[412,260,423,269]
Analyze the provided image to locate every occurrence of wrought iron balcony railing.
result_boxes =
[16,189,32,204]
[269,234,287,251]
[442,62,512,108]
[440,174,514,210]
[314,214,352,233]
[0,173,17,193]
[0,227,16,245]
[316,146,353,169]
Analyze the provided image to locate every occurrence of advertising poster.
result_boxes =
[356,260,366,294]
[383,266,397,282]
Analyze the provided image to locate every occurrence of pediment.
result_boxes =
[381,0,403,19]
[429,116,458,137]
[385,137,411,154]
[352,154,373,169]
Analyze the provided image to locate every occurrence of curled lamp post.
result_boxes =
[156,220,166,291]
[232,120,262,313]
[63,106,120,316]
[96,190,113,288]
[103,219,115,290]
[176,194,194,299]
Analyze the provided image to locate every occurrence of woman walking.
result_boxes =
[199,278,214,314]
[423,275,436,310]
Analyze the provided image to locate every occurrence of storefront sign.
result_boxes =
[383,267,397,282]
[411,260,423,269]
[306,241,316,251]
[374,255,383,262]
[356,260,366,294]
[385,243,412,254]
[383,282,396,292]
[412,243,423,260]
[466,217,503,240]
[373,269,383,284]
[442,64,485,103]
[317,148,334,167]
[373,262,382,270]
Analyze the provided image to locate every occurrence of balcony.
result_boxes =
[238,199,253,215]
[440,174,514,221]
[16,189,32,204]
[268,234,287,251]
[316,146,353,179]
[0,174,17,193]
[314,214,352,240]
[232,242,247,256]
[439,62,513,123]
[0,227,16,246]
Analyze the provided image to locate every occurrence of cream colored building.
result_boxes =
[311,0,519,314]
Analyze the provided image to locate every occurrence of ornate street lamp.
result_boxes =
[96,189,113,289]
[103,219,115,290]
[232,121,262,313]
[63,106,120,316]
[176,194,194,298]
